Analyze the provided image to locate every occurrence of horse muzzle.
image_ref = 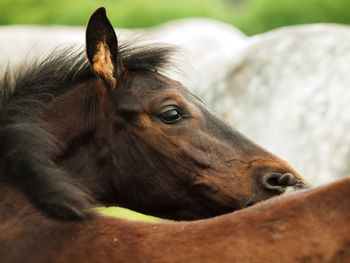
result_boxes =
[262,172,311,194]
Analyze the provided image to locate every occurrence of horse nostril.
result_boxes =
[278,173,297,186]
[262,173,297,193]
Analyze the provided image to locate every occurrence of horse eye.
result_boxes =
[159,108,183,124]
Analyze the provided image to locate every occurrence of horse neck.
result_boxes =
[42,79,100,144]
[41,79,117,203]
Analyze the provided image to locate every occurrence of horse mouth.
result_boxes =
[284,180,312,193]
[245,178,311,208]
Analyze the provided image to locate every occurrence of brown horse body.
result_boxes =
[1,172,349,263]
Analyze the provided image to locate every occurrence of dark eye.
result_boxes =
[158,108,183,124]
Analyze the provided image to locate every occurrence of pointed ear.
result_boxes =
[86,7,124,89]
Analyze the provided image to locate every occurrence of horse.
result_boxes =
[1,7,348,263]
[1,172,349,263]
[0,7,308,222]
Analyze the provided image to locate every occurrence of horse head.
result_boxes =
[1,8,309,221]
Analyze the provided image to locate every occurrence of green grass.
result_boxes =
[93,207,164,222]
[1,0,350,38]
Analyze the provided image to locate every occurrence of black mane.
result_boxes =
[1,43,175,107]
[0,43,175,220]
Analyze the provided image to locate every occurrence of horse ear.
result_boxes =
[86,7,124,89]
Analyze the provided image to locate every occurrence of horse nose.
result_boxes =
[262,173,297,193]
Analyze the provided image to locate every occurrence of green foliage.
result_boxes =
[1,0,350,37]
[0,0,230,28]
[231,0,350,35]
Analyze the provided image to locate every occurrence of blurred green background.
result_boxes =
[1,0,349,36]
